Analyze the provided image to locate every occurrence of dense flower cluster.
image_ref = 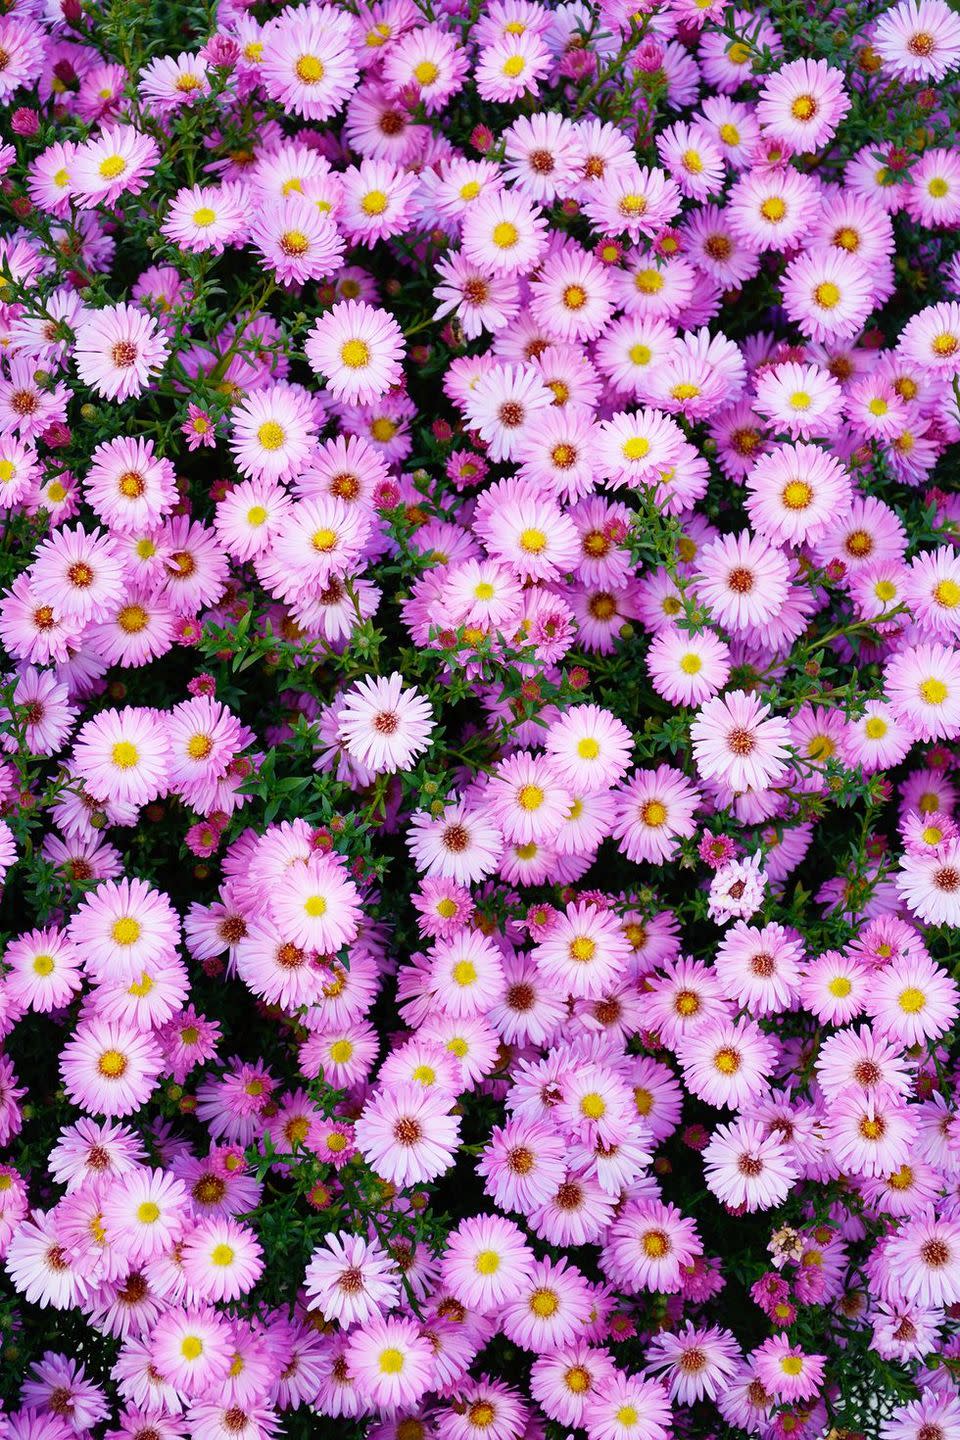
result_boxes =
[0,0,959,1435]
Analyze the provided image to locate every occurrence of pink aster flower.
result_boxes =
[72,706,170,809]
[645,1322,741,1403]
[885,641,960,741]
[229,382,318,483]
[161,183,249,255]
[336,672,433,773]
[150,1306,234,1402]
[180,1218,264,1304]
[85,436,177,533]
[59,1019,163,1118]
[753,1337,826,1402]
[679,1016,777,1110]
[258,5,359,121]
[581,1371,672,1440]
[781,249,875,342]
[691,691,792,792]
[305,300,404,405]
[70,125,160,208]
[441,1214,535,1314]
[874,0,960,80]
[863,955,959,1045]
[745,442,852,546]
[756,58,850,153]
[899,300,960,373]
[355,1083,460,1187]
[248,196,344,286]
[73,303,170,401]
[30,523,126,624]
[611,765,700,864]
[304,1231,400,1327]
[346,1317,435,1416]
[543,704,633,793]
[695,529,790,632]
[703,1119,799,1211]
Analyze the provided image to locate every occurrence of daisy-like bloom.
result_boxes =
[475,29,552,102]
[151,1306,234,1401]
[268,856,362,953]
[139,50,210,108]
[714,920,803,1015]
[695,530,790,632]
[904,546,960,638]
[337,672,433,773]
[68,876,180,984]
[3,926,83,1013]
[530,1341,617,1429]
[863,955,959,1045]
[595,408,684,486]
[645,1322,741,1403]
[752,362,844,441]
[885,1211,960,1308]
[59,1019,163,1118]
[346,1317,435,1416]
[881,1394,960,1440]
[72,707,170,809]
[781,249,875,342]
[690,690,792,793]
[5,1212,93,1311]
[611,766,700,864]
[726,167,818,251]
[407,799,503,884]
[815,1024,913,1102]
[382,24,469,114]
[703,1119,799,1211]
[501,1254,592,1350]
[874,0,960,79]
[460,187,548,276]
[745,442,852,547]
[161,183,249,255]
[70,125,160,208]
[899,300,960,374]
[679,1016,777,1110]
[74,303,170,402]
[304,1231,400,1327]
[355,1083,460,1187]
[582,162,682,243]
[30,523,126,624]
[485,752,571,846]
[543,704,633,793]
[259,4,359,121]
[101,1167,188,1263]
[433,253,521,340]
[755,58,849,152]
[85,436,177,533]
[705,852,765,921]
[897,839,960,927]
[531,901,632,1000]
[441,1214,535,1313]
[248,195,344,286]
[753,1337,826,1403]
[656,120,725,202]
[884,641,960,741]
[0,16,45,100]
[180,1218,264,1304]
[581,1371,672,1440]
[258,497,371,606]
[827,1086,914,1178]
[462,366,554,464]
[529,245,616,344]
[229,383,318,483]
[305,299,404,405]
[645,628,731,707]
[429,929,505,1018]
